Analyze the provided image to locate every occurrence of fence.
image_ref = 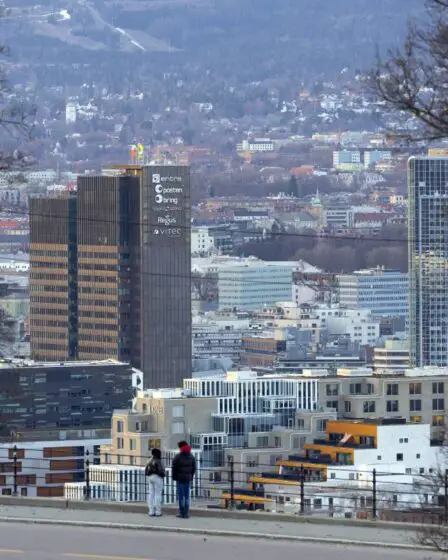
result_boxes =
[1,445,448,523]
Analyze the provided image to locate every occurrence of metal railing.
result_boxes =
[0,446,447,524]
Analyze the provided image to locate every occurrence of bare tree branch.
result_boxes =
[0,7,33,172]
[369,0,448,140]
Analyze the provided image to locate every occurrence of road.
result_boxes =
[0,523,444,560]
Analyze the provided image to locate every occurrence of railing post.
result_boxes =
[12,445,18,496]
[372,468,377,520]
[444,469,448,524]
[228,456,235,510]
[300,464,305,515]
[85,450,91,501]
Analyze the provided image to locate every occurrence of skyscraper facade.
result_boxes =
[30,165,192,388]
[409,156,448,367]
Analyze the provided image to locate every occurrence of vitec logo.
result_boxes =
[152,174,161,183]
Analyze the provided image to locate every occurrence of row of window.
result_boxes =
[339,399,445,417]
[330,381,446,397]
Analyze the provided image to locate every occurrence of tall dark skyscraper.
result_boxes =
[409,156,448,367]
[30,165,192,388]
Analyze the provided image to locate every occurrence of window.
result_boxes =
[386,400,399,412]
[432,415,445,426]
[172,421,185,434]
[349,473,355,480]
[246,456,259,467]
[396,453,403,461]
[409,382,422,395]
[344,401,351,413]
[257,436,269,447]
[433,398,445,411]
[326,384,338,397]
[313,498,322,509]
[2,489,11,496]
[116,420,124,433]
[148,439,161,450]
[410,415,422,423]
[317,419,327,432]
[135,422,141,432]
[406,468,412,474]
[386,384,398,396]
[433,382,444,394]
[377,455,382,460]
[116,437,124,449]
[129,439,136,451]
[363,401,375,413]
[350,383,362,395]
[172,405,185,418]
[410,399,422,412]
[330,472,336,479]
[326,401,338,411]
[274,436,282,448]
[130,456,136,466]
[420,468,425,474]
[416,453,421,459]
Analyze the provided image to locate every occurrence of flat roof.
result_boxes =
[0,358,129,369]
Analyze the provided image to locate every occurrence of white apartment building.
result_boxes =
[192,315,253,362]
[317,307,380,346]
[217,259,294,310]
[191,226,215,255]
[236,139,274,153]
[65,102,77,124]
[252,419,442,517]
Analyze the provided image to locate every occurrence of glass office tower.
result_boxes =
[409,156,448,366]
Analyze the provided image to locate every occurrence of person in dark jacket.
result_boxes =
[145,448,165,517]
[172,440,196,518]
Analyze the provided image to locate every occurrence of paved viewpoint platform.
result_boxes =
[0,498,428,551]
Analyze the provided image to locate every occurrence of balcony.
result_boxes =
[311,438,375,449]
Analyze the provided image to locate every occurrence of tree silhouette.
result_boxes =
[0,8,32,171]
[370,0,448,140]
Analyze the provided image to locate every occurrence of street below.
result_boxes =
[0,522,444,560]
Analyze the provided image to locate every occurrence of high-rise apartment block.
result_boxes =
[30,165,191,388]
[409,156,448,367]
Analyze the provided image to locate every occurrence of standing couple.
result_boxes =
[146,440,196,518]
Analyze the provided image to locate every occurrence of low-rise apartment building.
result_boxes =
[0,437,108,497]
[316,366,448,441]
[248,418,441,516]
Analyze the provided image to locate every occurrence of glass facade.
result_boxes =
[409,157,448,366]
[338,270,408,317]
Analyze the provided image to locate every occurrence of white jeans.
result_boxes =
[147,475,164,515]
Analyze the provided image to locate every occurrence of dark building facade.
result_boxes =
[30,176,139,362]
[30,165,192,388]
[110,164,192,388]
[0,361,134,436]
[30,194,77,361]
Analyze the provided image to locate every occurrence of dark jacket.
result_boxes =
[172,445,196,483]
[145,455,165,478]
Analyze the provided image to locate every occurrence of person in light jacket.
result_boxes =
[145,448,165,517]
